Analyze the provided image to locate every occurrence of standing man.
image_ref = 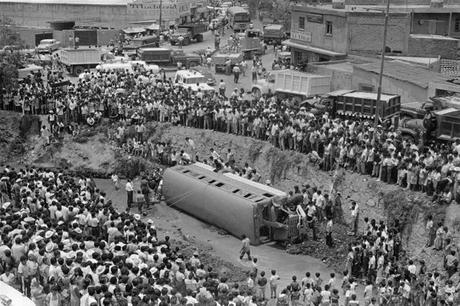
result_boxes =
[233,64,241,84]
[140,176,150,209]
[350,201,359,236]
[185,137,196,162]
[218,79,226,97]
[240,234,252,261]
[125,179,134,212]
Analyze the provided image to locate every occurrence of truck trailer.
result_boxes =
[59,48,109,75]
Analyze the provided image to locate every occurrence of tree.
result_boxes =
[0,17,25,91]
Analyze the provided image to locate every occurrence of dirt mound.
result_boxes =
[146,122,441,270]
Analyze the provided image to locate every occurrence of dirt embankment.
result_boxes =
[5,115,447,272]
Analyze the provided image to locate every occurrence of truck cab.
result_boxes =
[170,23,207,46]
[173,70,215,92]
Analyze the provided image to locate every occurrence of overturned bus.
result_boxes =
[162,163,304,245]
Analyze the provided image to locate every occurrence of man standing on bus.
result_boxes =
[240,234,252,261]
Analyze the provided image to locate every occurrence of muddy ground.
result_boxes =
[1,112,452,274]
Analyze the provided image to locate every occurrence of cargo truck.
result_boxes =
[58,48,111,75]
[137,48,201,68]
[262,24,286,45]
[239,29,265,59]
[169,23,208,46]
[251,69,331,103]
[212,52,243,74]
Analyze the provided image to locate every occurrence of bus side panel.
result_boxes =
[162,168,259,244]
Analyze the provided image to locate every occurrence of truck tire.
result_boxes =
[183,38,191,45]
[73,66,84,76]
[196,34,203,42]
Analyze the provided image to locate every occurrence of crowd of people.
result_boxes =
[5,64,459,205]
[2,51,460,305]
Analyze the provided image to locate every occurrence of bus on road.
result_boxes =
[227,6,251,32]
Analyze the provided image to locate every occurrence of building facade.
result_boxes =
[285,1,460,66]
[0,0,207,29]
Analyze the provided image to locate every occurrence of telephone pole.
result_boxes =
[159,0,163,32]
[375,0,390,126]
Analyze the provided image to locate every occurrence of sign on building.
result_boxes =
[291,31,312,43]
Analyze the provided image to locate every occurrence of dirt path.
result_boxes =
[96,178,340,290]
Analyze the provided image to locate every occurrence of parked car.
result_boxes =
[191,66,216,86]
[36,39,60,53]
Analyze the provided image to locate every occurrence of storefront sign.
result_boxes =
[291,31,312,42]
[306,13,323,24]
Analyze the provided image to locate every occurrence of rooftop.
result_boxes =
[353,60,449,88]
[293,3,460,14]
[0,0,127,5]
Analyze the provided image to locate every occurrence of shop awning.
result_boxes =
[282,39,346,58]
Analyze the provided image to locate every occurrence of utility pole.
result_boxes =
[158,0,163,33]
[375,0,390,126]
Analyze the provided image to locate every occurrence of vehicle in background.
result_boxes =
[123,35,159,58]
[227,6,251,32]
[272,51,291,69]
[251,70,331,104]
[95,61,159,74]
[137,48,201,68]
[262,24,286,45]
[212,52,243,74]
[191,66,216,86]
[400,96,460,120]
[0,45,22,53]
[18,64,43,80]
[170,23,208,46]
[36,39,60,53]
[322,89,401,123]
[173,70,215,92]
[58,48,113,75]
[400,108,460,143]
[239,29,265,59]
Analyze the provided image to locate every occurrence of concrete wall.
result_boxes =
[308,64,353,91]
[0,3,129,28]
[14,27,52,48]
[348,13,410,54]
[407,35,459,59]
[290,10,348,54]
[352,67,428,103]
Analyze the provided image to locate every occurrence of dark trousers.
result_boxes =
[127,191,133,211]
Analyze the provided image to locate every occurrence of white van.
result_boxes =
[173,70,215,92]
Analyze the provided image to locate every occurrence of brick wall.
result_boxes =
[408,35,459,59]
[348,13,410,54]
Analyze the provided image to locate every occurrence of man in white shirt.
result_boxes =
[125,179,134,212]
[350,201,359,236]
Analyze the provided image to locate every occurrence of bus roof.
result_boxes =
[227,6,249,14]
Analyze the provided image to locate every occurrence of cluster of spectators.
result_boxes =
[0,166,277,306]
[4,66,460,205]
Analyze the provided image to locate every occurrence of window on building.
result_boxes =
[455,18,460,32]
[299,16,305,30]
[325,21,333,36]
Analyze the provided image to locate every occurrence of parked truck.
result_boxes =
[137,48,201,68]
[400,108,460,144]
[238,29,265,59]
[212,52,243,74]
[251,69,331,103]
[262,24,285,45]
[58,48,110,75]
[123,35,159,58]
[170,23,208,46]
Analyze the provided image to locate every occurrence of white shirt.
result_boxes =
[125,182,134,192]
